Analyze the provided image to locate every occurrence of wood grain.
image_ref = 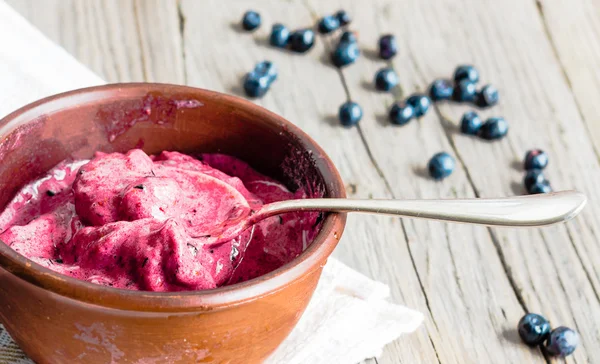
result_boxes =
[304,0,600,363]
[306,2,541,363]
[534,0,600,296]
[6,0,600,363]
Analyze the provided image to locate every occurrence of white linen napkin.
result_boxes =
[0,2,423,363]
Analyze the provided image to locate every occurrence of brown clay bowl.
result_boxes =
[0,84,346,363]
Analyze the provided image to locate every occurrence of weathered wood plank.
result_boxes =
[423,0,600,361]
[306,2,543,363]
[178,1,439,362]
[304,0,600,363]
[534,0,600,295]
[533,0,600,153]
[6,0,183,84]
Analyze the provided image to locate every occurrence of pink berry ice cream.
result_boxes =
[0,150,321,292]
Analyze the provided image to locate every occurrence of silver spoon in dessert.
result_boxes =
[208,190,587,244]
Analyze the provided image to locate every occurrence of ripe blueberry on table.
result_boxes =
[335,10,351,26]
[453,64,479,84]
[242,11,261,31]
[475,84,499,108]
[406,94,431,118]
[460,111,483,135]
[243,74,270,98]
[378,34,397,60]
[338,101,363,127]
[427,152,455,180]
[524,149,548,170]
[243,61,277,98]
[331,41,360,67]
[270,24,290,48]
[517,314,577,357]
[289,29,315,53]
[374,68,398,91]
[389,102,414,126]
[479,117,508,140]
[429,79,454,101]
[318,15,340,34]
[518,313,551,346]
[544,327,579,357]
[453,79,477,103]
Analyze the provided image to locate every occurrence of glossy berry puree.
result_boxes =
[0,150,321,292]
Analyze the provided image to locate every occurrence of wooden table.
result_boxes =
[7,0,600,363]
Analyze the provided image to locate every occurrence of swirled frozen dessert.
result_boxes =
[0,149,320,291]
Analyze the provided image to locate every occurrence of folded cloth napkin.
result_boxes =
[0,2,423,363]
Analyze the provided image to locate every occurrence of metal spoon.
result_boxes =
[212,190,587,243]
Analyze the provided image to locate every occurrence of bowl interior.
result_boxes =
[0,83,345,309]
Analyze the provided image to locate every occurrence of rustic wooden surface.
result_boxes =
[6,0,600,363]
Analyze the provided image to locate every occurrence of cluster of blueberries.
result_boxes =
[523,149,552,194]
[241,9,356,99]
[432,65,507,140]
[241,10,550,193]
[518,313,578,357]
[316,11,362,69]
[243,9,317,53]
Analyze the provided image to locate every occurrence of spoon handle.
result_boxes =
[252,190,587,227]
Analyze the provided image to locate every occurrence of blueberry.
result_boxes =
[242,11,261,31]
[518,313,551,346]
[544,327,578,357]
[289,29,315,53]
[338,101,363,127]
[253,61,277,84]
[453,64,479,84]
[374,68,399,91]
[243,73,270,98]
[453,80,477,103]
[428,152,455,180]
[524,149,548,170]
[476,84,499,108]
[479,117,508,140]
[529,180,552,194]
[339,31,357,44]
[331,42,360,67]
[389,102,414,126]
[406,94,431,118]
[335,10,351,26]
[460,111,483,135]
[523,169,545,191]
[429,79,454,101]
[318,15,340,34]
[378,34,397,60]
[270,24,290,48]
